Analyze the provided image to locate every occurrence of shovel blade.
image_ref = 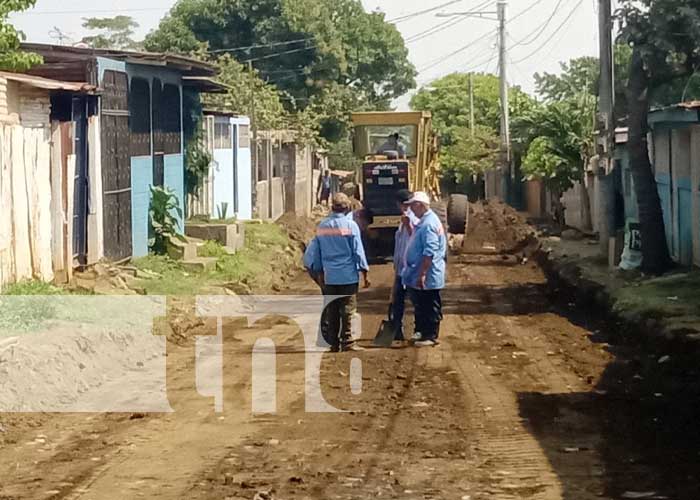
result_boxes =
[373,320,396,348]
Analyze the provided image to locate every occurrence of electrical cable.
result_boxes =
[511,0,584,64]
[416,0,547,75]
[388,0,466,23]
[209,38,315,54]
[510,0,569,47]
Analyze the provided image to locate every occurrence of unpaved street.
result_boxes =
[1,255,699,500]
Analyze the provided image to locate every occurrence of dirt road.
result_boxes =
[1,255,699,499]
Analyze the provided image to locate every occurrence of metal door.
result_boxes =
[101,70,132,260]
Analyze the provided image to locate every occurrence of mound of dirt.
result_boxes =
[460,199,539,256]
[276,212,319,249]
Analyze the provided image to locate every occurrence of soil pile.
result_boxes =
[461,199,538,255]
[276,212,321,249]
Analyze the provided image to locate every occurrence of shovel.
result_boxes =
[373,304,396,348]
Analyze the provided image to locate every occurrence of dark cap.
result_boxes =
[396,189,412,204]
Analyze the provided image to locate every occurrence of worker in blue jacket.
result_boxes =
[304,193,370,352]
[391,189,419,341]
[401,191,447,348]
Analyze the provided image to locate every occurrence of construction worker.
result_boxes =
[401,191,447,348]
[377,133,407,159]
[310,193,370,352]
[391,189,417,341]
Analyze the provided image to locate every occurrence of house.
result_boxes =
[255,130,321,220]
[22,43,223,260]
[187,111,253,221]
[647,104,700,267]
[0,71,97,289]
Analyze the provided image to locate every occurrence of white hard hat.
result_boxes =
[407,191,431,206]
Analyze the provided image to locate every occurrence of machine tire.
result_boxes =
[447,194,470,235]
[432,201,448,231]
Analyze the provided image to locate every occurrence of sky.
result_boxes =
[10,0,600,108]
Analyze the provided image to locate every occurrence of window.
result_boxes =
[129,77,151,156]
[214,121,231,149]
[162,84,181,154]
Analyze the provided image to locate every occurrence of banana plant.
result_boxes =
[149,186,186,255]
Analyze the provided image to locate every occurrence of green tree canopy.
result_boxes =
[441,125,499,182]
[205,55,288,131]
[410,72,535,145]
[534,46,630,119]
[515,95,595,193]
[145,0,415,109]
[81,16,142,50]
[0,0,42,71]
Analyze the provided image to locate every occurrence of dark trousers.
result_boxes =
[408,288,443,341]
[391,275,406,340]
[321,283,359,348]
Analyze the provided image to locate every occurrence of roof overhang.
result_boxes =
[0,71,95,93]
[21,43,217,78]
[183,76,229,93]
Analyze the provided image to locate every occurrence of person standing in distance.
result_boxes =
[401,191,447,348]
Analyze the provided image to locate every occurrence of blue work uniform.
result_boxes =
[401,209,447,342]
[315,212,368,285]
[314,212,368,349]
[303,237,322,273]
[401,209,447,290]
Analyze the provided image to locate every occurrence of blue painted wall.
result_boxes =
[131,156,154,258]
[164,154,185,230]
[677,177,693,264]
[655,172,673,253]
[236,144,253,220]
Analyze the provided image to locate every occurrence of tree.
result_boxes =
[410,73,535,144]
[411,73,534,193]
[0,0,42,71]
[534,46,631,119]
[145,0,415,111]
[515,95,596,227]
[205,55,288,131]
[441,125,499,182]
[616,0,700,273]
[81,16,142,50]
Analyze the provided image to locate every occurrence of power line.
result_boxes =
[406,17,464,43]
[388,0,466,23]
[241,45,315,64]
[416,0,545,75]
[510,0,569,47]
[512,0,584,64]
[209,38,315,54]
[14,7,168,15]
[406,0,494,43]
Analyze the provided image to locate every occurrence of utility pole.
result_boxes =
[469,72,475,138]
[435,6,502,198]
[497,0,511,202]
[597,0,615,261]
[248,60,258,217]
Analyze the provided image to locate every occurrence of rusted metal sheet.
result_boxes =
[101,70,132,261]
